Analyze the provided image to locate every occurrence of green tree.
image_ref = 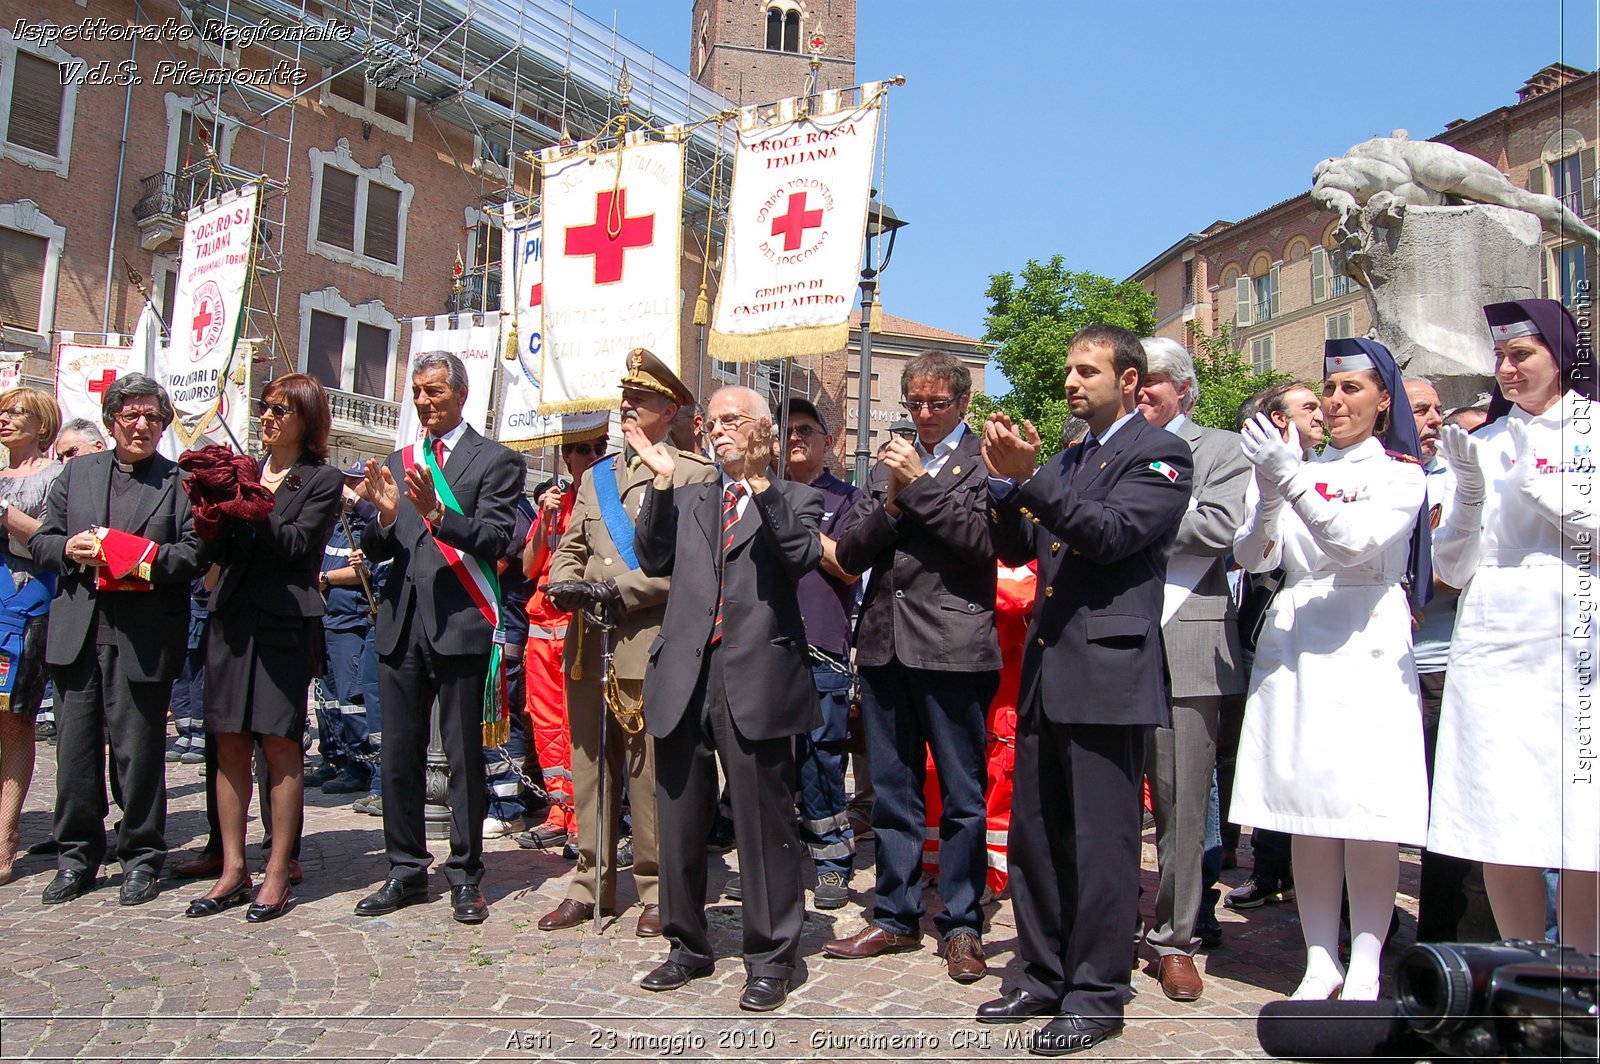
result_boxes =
[1186,322,1291,431]
[971,257,1157,458]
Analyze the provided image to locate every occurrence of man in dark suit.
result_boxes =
[1135,336,1251,1000]
[31,374,206,906]
[825,351,1000,985]
[627,385,823,1013]
[356,351,524,924]
[978,325,1193,1056]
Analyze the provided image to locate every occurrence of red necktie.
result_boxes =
[432,437,446,468]
[709,483,746,646]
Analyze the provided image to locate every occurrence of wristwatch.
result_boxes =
[427,502,446,524]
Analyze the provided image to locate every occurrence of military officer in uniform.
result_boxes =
[538,349,716,937]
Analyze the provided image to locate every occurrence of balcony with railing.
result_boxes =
[327,387,400,438]
[131,172,190,250]
[451,269,503,313]
[1182,280,1196,307]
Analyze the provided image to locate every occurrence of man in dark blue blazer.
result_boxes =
[356,352,524,925]
[978,325,1193,1056]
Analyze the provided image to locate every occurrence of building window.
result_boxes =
[161,95,241,214]
[1252,267,1279,323]
[1556,244,1590,308]
[321,67,413,139]
[1312,246,1354,303]
[1325,310,1353,340]
[765,3,802,53]
[298,288,398,398]
[306,141,414,280]
[1182,260,1196,308]
[713,357,738,384]
[0,28,79,177]
[1249,334,1274,374]
[1554,154,1585,216]
[462,212,503,312]
[0,200,64,342]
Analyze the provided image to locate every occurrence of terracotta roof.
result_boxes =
[845,310,987,346]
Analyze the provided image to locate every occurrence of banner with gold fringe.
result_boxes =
[537,133,685,414]
[708,87,883,362]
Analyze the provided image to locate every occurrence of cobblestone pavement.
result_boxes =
[0,741,1433,1062]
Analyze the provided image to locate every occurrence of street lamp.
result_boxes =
[853,194,908,484]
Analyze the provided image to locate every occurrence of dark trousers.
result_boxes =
[377,632,490,888]
[656,645,804,980]
[52,646,170,877]
[796,661,854,878]
[1010,711,1146,1020]
[197,734,301,859]
[169,645,206,752]
[320,625,372,785]
[1416,669,1472,943]
[858,663,997,939]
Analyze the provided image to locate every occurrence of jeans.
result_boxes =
[319,625,372,786]
[358,624,381,795]
[795,662,854,878]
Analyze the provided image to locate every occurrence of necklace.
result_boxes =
[261,461,291,487]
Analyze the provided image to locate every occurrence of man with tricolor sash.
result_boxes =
[355,351,524,925]
[538,348,715,938]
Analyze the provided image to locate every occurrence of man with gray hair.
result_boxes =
[53,419,106,461]
[31,374,205,906]
[356,351,524,924]
[1133,336,1251,1001]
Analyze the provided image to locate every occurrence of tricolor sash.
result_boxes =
[401,439,510,746]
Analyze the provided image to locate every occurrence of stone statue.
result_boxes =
[1310,132,1555,407]
[1312,130,1600,249]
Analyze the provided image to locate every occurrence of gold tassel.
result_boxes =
[692,285,709,326]
[503,319,519,362]
[869,302,883,333]
[482,717,510,749]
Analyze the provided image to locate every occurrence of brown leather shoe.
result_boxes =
[537,898,595,931]
[1156,954,1204,1001]
[634,903,662,938]
[170,852,223,879]
[821,924,924,959]
[942,931,987,984]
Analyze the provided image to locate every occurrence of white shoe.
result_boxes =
[482,816,525,839]
[1338,979,1381,1001]
[1289,971,1345,1001]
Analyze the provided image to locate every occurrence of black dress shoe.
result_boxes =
[185,880,252,918]
[976,988,1059,1024]
[1029,1014,1124,1057]
[247,889,292,923]
[639,959,714,992]
[450,884,489,924]
[41,869,96,905]
[354,877,427,916]
[118,869,160,906]
[738,975,791,1012]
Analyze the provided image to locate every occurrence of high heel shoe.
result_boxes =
[1289,971,1345,1001]
[1338,979,1381,1001]
[185,880,252,918]
[246,888,292,923]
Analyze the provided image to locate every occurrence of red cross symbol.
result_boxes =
[564,189,654,285]
[770,192,824,251]
[86,369,117,399]
[192,300,215,345]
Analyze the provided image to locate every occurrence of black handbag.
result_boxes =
[1236,567,1285,654]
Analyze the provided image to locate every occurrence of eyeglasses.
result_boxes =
[705,412,755,432]
[113,410,164,427]
[562,442,606,457]
[256,399,295,418]
[900,398,959,414]
[786,424,823,440]
[0,407,33,421]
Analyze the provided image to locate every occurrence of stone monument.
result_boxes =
[1311,131,1595,406]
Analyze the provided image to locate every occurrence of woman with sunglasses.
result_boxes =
[185,375,341,922]
[0,388,62,883]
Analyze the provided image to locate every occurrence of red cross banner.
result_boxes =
[156,187,257,451]
[536,135,685,413]
[495,209,609,448]
[54,343,139,437]
[708,87,883,362]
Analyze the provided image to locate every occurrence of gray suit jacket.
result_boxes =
[1162,418,1250,699]
[30,450,206,683]
[635,476,823,743]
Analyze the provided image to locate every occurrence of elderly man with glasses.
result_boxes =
[30,374,206,906]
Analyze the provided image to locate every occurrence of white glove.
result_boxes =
[1506,419,1542,497]
[1438,424,1485,504]
[1240,412,1302,496]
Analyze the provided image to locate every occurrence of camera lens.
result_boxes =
[1397,943,1476,1036]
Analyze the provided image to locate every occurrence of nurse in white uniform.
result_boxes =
[1429,298,1598,954]
[1232,337,1432,1001]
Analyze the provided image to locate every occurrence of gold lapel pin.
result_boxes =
[951,465,962,476]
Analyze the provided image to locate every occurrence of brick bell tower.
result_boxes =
[690,0,857,107]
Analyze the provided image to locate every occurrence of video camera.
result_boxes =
[1257,939,1597,1061]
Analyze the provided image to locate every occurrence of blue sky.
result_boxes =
[571,1,1598,350]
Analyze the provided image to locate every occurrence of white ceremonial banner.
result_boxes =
[0,352,24,393]
[394,314,502,448]
[158,189,256,451]
[54,343,138,430]
[497,209,609,448]
[708,90,882,361]
[538,135,684,413]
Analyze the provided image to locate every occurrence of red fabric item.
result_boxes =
[93,527,158,591]
[525,633,575,832]
[178,445,275,540]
